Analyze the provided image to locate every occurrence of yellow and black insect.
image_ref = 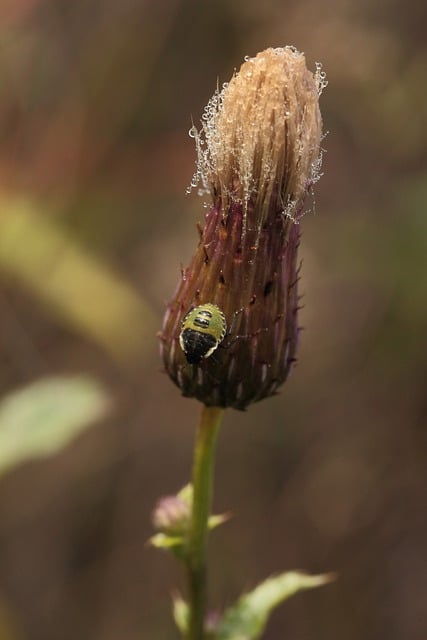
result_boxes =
[179,303,227,365]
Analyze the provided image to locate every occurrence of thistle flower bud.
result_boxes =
[160,47,325,410]
[152,494,191,536]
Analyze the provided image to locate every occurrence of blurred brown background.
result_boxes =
[0,0,426,638]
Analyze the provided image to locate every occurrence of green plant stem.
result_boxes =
[187,405,224,640]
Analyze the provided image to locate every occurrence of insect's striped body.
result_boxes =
[179,303,227,364]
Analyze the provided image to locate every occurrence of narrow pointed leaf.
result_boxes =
[216,571,335,640]
[149,533,184,550]
[209,512,231,530]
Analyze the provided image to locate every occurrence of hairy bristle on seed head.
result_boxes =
[191,47,325,236]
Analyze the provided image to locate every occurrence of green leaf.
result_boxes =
[177,483,193,504]
[149,530,190,561]
[208,513,231,530]
[216,571,335,640]
[149,533,185,550]
[172,594,189,635]
[0,375,108,475]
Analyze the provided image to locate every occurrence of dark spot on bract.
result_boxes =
[264,281,273,296]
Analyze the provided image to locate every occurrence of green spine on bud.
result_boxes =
[160,47,325,410]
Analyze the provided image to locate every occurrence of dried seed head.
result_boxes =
[191,46,326,233]
[160,47,325,410]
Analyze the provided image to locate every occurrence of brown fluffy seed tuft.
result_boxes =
[190,46,325,236]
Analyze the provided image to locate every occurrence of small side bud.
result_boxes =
[150,485,229,554]
[152,494,191,536]
[160,47,325,410]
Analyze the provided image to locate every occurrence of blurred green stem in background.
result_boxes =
[0,197,156,363]
[187,405,224,640]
